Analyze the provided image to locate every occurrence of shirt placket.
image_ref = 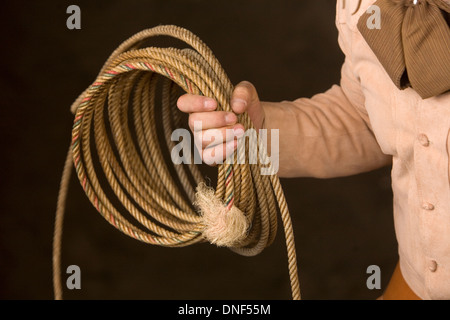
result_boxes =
[413,97,450,298]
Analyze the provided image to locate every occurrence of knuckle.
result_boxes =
[194,95,205,105]
[188,114,197,129]
[201,151,215,165]
[236,81,253,93]
[202,130,217,146]
[233,86,250,98]
[176,95,186,109]
[190,116,206,131]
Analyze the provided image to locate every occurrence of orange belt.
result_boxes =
[381,262,421,300]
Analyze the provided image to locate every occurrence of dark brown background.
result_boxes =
[0,0,397,299]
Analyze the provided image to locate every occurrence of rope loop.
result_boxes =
[54,25,300,300]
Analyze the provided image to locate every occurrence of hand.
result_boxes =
[177,81,264,165]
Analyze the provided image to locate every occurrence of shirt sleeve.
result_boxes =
[262,17,392,178]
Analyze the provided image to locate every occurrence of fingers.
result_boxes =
[201,139,239,166]
[231,81,259,113]
[177,81,260,116]
[177,94,217,113]
[188,111,237,131]
[194,123,244,149]
[176,81,263,166]
[231,81,264,130]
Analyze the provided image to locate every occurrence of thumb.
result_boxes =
[230,81,265,130]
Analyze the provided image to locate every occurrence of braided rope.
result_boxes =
[53,25,300,300]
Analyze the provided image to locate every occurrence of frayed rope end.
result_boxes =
[194,182,249,247]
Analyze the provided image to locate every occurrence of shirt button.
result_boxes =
[422,202,435,211]
[429,260,438,272]
[418,134,430,147]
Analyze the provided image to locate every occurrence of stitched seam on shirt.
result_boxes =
[345,0,375,34]
[392,90,400,158]
[414,99,424,199]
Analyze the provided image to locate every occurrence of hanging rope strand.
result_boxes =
[53,25,301,300]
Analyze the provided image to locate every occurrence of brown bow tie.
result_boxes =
[357,0,450,99]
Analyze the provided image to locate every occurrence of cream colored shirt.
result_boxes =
[263,0,450,299]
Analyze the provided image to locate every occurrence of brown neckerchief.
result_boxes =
[356,0,450,99]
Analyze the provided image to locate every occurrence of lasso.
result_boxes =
[53,25,300,300]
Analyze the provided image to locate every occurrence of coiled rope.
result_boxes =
[53,25,300,300]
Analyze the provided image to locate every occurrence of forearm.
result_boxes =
[262,85,392,178]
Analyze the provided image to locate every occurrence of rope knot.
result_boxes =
[194,183,249,247]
